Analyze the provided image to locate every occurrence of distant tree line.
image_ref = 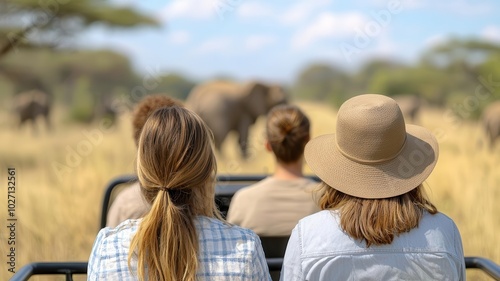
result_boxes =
[2,1,499,123]
[293,38,500,119]
[1,37,499,123]
[0,48,196,123]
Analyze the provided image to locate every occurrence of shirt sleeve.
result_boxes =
[106,196,123,228]
[226,191,243,225]
[106,184,148,228]
[453,222,466,281]
[250,234,272,281]
[87,228,108,280]
[280,223,303,281]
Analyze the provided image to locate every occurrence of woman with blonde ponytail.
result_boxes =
[88,106,271,281]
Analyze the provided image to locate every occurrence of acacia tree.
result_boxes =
[0,0,158,123]
[420,38,500,117]
[293,63,352,108]
[0,0,158,58]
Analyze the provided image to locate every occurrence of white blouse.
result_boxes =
[281,210,465,281]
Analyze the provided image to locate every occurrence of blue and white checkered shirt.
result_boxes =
[88,216,271,280]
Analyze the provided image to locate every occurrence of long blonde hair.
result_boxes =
[318,183,437,247]
[128,106,221,281]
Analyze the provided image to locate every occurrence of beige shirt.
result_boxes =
[106,182,150,228]
[226,177,320,236]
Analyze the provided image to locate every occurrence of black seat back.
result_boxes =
[259,236,290,258]
[259,236,290,281]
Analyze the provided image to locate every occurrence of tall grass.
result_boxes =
[0,102,498,280]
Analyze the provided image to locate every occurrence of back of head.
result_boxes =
[132,95,184,146]
[266,104,310,163]
[136,106,217,208]
[130,106,219,281]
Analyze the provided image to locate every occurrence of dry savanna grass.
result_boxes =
[0,101,499,280]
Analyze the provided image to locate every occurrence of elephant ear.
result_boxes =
[269,85,288,107]
[241,81,271,119]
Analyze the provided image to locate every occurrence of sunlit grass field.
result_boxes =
[0,101,499,280]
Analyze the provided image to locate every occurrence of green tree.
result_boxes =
[421,38,500,118]
[0,0,158,58]
[70,76,94,123]
[0,48,143,123]
[356,59,406,95]
[478,54,500,101]
[59,49,141,105]
[155,73,197,101]
[292,63,351,108]
[366,64,450,105]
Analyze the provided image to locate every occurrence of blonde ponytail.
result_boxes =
[128,106,221,281]
[129,191,198,281]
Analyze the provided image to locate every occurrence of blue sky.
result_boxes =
[79,0,500,84]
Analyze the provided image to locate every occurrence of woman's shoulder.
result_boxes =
[197,216,261,241]
[421,211,460,230]
[90,219,141,266]
[97,219,141,243]
[299,210,337,223]
[294,210,341,235]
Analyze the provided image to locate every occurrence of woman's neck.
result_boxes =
[273,160,304,180]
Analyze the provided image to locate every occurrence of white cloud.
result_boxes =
[167,30,190,45]
[369,34,399,57]
[236,0,334,25]
[424,34,447,48]
[237,2,273,19]
[481,26,500,43]
[401,0,492,16]
[292,12,367,49]
[335,29,399,64]
[446,0,492,16]
[355,0,422,10]
[355,0,490,15]
[279,0,331,25]
[195,37,232,54]
[403,0,427,10]
[244,35,275,51]
[158,0,216,21]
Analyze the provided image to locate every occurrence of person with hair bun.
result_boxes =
[227,104,320,236]
[88,106,271,281]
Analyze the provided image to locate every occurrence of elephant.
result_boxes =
[186,80,288,159]
[482,100,500,149]
[392,94,422,123]
[94,100,119,127]
[13,89,51,132]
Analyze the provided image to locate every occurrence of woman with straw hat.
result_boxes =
[280,94,465,280]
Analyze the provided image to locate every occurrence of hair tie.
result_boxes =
[162,188,190,203]
[158,187,185,197]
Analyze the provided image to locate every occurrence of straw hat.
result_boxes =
[304,94,438,199]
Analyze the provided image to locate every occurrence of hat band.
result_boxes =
[335,135,407,164]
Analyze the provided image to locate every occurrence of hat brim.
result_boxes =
[304,124,439,199]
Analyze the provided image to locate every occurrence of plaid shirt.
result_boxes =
[88,216,271,280]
